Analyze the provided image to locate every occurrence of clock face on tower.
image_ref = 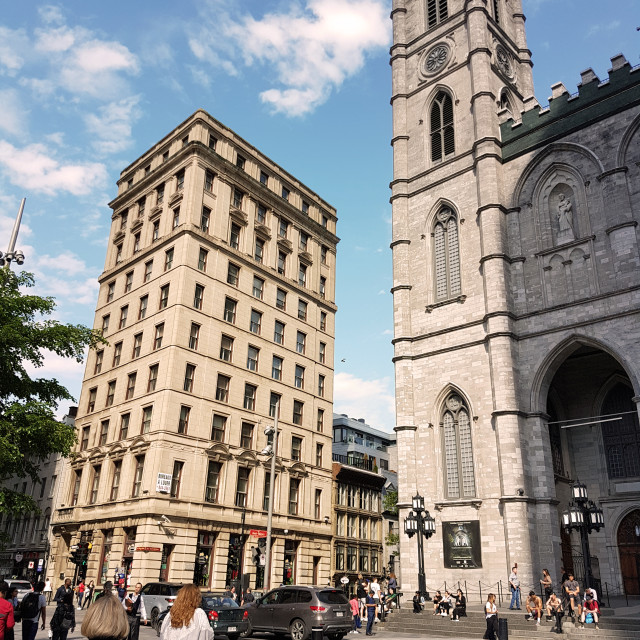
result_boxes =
[421,42,450,77]
[495,45,513,79]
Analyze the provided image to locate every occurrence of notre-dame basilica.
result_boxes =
[391,0,640,595]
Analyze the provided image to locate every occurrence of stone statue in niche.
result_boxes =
[552,188,576,244]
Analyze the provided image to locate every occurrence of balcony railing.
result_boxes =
[333,453,376,472]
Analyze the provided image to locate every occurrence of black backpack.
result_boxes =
[20,593,40,619]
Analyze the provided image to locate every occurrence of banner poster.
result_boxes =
[442,520,482,569]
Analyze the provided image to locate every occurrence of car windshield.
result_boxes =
[317,590,349,605]
[202,596,239,609]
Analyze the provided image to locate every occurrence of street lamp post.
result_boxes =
[0,198,26,268]
[403,494,436,597]
[261,399,280,591]
[561,480,604,590]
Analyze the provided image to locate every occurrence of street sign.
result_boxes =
[70,545,78,551]
[136,547,161,552]
[15,553,23,562]
[128,544,136,553]
[156,473,172,493]
[340,576,349,585]
[28,561,34,569]
[249,529,267,538]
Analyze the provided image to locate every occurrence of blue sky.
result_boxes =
[1,1,638,431]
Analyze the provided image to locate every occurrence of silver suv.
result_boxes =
[246,586,352,640]
[8,580,33,603]
[140,582,183,630]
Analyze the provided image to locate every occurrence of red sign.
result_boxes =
[135,547,161,552]
[249,529,267,538]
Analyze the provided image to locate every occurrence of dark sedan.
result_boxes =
[201,592,249,640]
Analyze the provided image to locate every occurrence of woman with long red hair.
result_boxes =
[159,585,212,640]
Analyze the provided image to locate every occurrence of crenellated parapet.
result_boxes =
[501,54,640,161]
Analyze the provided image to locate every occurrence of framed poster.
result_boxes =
[442,520,482,569]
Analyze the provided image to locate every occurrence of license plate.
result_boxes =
[336,612,344,617]
[228,627,237,632]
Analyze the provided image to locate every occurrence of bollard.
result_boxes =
[498,617,509,640]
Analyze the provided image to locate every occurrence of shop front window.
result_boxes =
[283,539,297,585]
[194,532,215,588]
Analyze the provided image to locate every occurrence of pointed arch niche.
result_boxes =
[432,206,462,302]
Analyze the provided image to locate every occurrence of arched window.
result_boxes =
[433,207,461,300]
[427,0,448,28]
[602,383,640,479]
[430,91,455,162]
[500,90,512,114]
[493,0,500,24]
[441,393,476,498]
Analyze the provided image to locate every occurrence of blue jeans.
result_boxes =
[510,587,521,609]
[22,620,39,640]
[366,615,374,635]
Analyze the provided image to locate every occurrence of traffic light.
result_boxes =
[70,550,80,565]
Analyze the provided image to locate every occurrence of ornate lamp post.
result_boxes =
[0,198,26,268]
[561,480,604,590]
[403,494,436,596]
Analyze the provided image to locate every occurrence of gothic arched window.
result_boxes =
[441,393,476,498]
[500,90,512,114]
[433,207,461,300]
[430,91,455,162]
[427,0,448,28]
[601,383,640,479]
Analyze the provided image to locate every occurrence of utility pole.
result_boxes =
[262,399,280,591]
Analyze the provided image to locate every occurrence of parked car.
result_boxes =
[245,586,352,640]
[140,582,183,631]
[8,580,33,603]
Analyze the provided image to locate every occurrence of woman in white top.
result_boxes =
[160,585,212,640]
[484,593,498,640]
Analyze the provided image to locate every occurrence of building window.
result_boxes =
[316,408,324,433]
[115,244,123,264]
[204,170,214,192]
[106,381,116,407]
[296,331,306,355]
[601,383,640,479]
[321,246,327,264]
[90,466,101,504]
[201,207,211,232]
[243,384,257,411]
[132,455,145,497]
[236,154,246,170]
[256,203,267,224]
[141,406,153,433]
[298,300,307,321]
[335,545,345,571]
[184,364,196,392]
[269,392,281,419]
[319,342,326,364]
[178,405,190,434]
[291,436,302,461]
[176,169,185,190]
[165,248,174,271]
[130,332,141,359]
[189,323,200,350]
[433,207,462,300]
[208,133,217,150]
[294,365,305,389]
[314,488,322,519]
[172,208,180,229]
[302,201,310,215]
[144,260,153,282]
[215,374,230,403]
[250,309,262,335]
[94,350,103,375]
[193,284,205,310]
[347,546,357,571]
[227,262,240,286]
[272,356,283,381]
[126,372,137,400]
[211,414,226,442]
[110,461,121,501]
[288,478,300,515]
[107,282,115,303]
[100,313,109,335]
[71,471,82,506]
[112,343,122,367]
[119,305,128,329]
[253,237,264,263]
[276,288,287,310]
[315,443,323,468]
[170,461,184,498]
[156,182,165,204]
[274,320,285,345]
[241,422,254,448]
[319,276,326,299]
[278,218,289,238]
[138,295,148,320]
[224,297,237,323]
[277,250,286,275]
[153,323,163,350]
[198,248,208,271]
[442,393,476,498]
[359,517,368,539]
[320,311,327,331]
[247,345,259,371]
[430,91,455,162]
[205,461,221,503]
[260,170,268,186]
[230,221,241,248]
[359,549,368,572]
[182,135,189,148]
[220,335,234,362]
[159,284,169,309]
[298,263,307,287]
[119,413,130,440]
[125,272,133,292]
[133,233,141,253]
[427,0,448,28]
[293,400,303,425]
[281,186,290,201]
[235,467,250,507]
[299,231,309,252]
[80,426,90,451]
[263,471,274,511]
[253,276,264,299]
[147,364,159,392]
[318,374,325,397]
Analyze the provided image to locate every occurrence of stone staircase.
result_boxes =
[380,608,640,639]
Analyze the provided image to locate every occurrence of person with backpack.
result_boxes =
[50,592,75,640]
[19,581,46,640]
[0,581,16,640]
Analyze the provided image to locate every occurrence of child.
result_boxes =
[413,591,422,614]
[349,594,361,633]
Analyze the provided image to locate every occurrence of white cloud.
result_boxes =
[0,140,107,196]
[0,89,28,137]
[85,95,142,154]
[190,0,390,116]
[0,26,29,75]
[586,20,621,38]
[333,372,396,432]
[38,5,66,26]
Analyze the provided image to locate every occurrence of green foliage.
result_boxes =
[385,531,400,549]
[382,490,398,515]
[0,270,104,521]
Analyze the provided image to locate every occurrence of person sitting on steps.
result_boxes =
[546,593,564,634]
[431,591,442,615]
[525,590,542,625]
[580,589,600,630]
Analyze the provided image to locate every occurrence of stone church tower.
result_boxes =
[391,0,640,595]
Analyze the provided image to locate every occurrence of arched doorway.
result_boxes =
[618,510,640,595]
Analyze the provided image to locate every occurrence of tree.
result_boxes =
[382,490,400,551]
[0,269,104,533]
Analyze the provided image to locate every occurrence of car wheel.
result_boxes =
[289,618,308,640]
[239,621,252,638]
[151,608,160,632]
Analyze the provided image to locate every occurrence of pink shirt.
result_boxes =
[350,599,359,616]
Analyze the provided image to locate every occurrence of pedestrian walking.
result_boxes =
[0,581,16,640]
[364,591,376,636]
[95,581,114,602]
[81,592,129,640]
[349,593,361,633]
[159,584,212,640]
[50,592,75,640]
[19,581,46,640]
[43,580,52,606]
[76,580,86,610]
[483,593,498,640]
[84,581,95,609]
[123,583,148,640]
[53,580,72,605]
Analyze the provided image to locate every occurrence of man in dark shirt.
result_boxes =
[365,591,376,636]
[53,579,72,604]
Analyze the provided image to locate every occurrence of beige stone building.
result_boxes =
[50,110,338,597]
[391,0,640,596]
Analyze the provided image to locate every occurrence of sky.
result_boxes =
[0,1,638,432]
